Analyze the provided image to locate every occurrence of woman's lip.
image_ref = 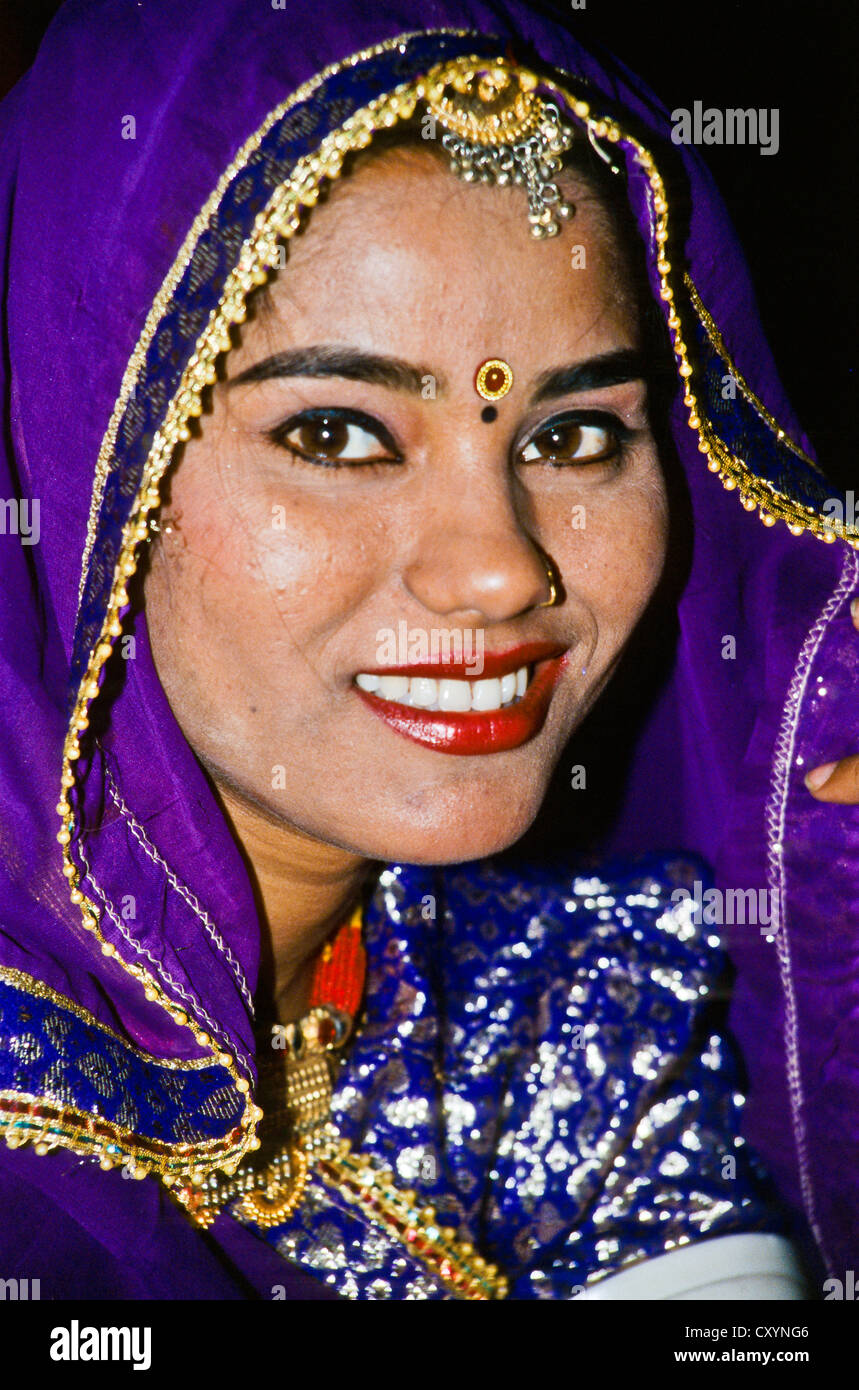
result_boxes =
[354,653,569,756]
[356,641,568,682]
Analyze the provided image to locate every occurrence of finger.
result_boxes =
[852,597,859,629]
[805,756,859,803]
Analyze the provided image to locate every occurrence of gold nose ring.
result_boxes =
[536,555,560,608]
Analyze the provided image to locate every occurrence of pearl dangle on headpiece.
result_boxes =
[423,59,576,238]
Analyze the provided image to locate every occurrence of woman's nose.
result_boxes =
[402,478,553,622]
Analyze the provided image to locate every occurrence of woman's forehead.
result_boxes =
[246,152,637,367]
[311,144,622,260]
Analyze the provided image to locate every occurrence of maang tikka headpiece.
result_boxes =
[423,60,576,238]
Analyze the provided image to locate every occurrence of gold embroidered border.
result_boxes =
[684,274,820,471]
[693,413,855,539]
[682,276,858,543]
[316,1134,508,1299]
[0,966,250,1178]
[55,40,855,1191]
[0,1090,244,1180]
[0,964,213,1070]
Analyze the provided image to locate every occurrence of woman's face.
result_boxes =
[144,148,669,865]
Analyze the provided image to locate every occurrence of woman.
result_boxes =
[0,0,854,1300]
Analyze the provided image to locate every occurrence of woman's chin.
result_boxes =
[345,806,543,867]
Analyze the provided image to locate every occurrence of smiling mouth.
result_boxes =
[351,643,569,755]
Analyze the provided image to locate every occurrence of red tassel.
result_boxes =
[308,905,366,1017]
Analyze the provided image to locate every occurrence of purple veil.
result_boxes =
[0,0,856,1292]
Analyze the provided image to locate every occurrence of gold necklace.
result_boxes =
[173,1004,350,1229]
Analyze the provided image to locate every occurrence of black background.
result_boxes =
[1,0,855,488]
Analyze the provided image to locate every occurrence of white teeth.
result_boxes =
[377,674,410,701]
[438,678,471,712]
[409,677,438,708]
[356,664,531,712]
[470,676,502,711]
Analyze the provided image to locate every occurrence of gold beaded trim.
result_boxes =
[684,275,819,470]
[0,965,213,1068]
[684,274,858,545]
[53,41,853,1193]
[0,1092,239,1179]
[316,1134,508,1300]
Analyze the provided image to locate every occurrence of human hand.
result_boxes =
[805,597,859,803]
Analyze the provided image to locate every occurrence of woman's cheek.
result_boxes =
[232,488,386,634]
[559,475,666,636]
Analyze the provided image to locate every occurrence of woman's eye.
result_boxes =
[272,410,400,466]
[519,416,627,466]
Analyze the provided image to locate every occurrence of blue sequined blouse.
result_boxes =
[234,852,782,1299]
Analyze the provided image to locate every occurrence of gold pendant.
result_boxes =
[233,1141,310,1229]
[172,1006,348,1228]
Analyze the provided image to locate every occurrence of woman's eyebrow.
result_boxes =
[531,348,648,402]
[228,345,445,394]
[228,344,648,402]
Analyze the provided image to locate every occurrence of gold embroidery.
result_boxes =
[0,1090,242,1178]
[684,275,819,470]
[0,968,247,1178]
[315,1133,508,1300]
[0,966,213,1069]
[682,275,857,543]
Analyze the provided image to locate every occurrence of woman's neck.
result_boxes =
[212,775,371,1024]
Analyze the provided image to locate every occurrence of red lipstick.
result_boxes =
[354,643,568,755]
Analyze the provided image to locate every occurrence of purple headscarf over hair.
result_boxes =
[0,0,856,1292]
